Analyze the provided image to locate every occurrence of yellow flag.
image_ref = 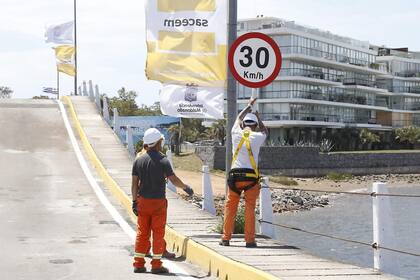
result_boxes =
[54,45,75,77]
[54,45,75,62]
[57,63,75,77]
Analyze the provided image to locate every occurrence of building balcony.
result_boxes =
[281,46,373,68]
[260,112,377,125]
[379,86,420,94]
[262,90,375,106]
[394,71,420,78]
[342,77,376,88]
[280,68,343,83]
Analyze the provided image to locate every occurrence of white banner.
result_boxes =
[45,21,74,44]
[160,84,224,119]
[145,0,227,87]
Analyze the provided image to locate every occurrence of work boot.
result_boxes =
[245,242,257,248]
[219,240,230,246]
[133,267,146,273]
[163,251,176,259]
[151,266,169,274]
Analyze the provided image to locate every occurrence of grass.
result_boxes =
[172,152,203,172]
[269,175,299,186]
[325,171,353,181]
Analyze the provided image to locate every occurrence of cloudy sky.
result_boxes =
[1,0,419,105]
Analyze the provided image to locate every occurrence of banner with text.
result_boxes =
[145,0,227,87]
[160,84,224,119]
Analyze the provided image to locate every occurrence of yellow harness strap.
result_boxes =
[231,130,259,178]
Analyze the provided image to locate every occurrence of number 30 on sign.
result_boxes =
[228,32,282,88]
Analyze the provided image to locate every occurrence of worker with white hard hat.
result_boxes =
[220,96,268,248]
[131,128,194,274]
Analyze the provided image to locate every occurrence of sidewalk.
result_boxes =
[67,96,397,280]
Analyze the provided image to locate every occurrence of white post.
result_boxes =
[259,177,275,238]
[251,88,257,112]
[372,182,399,275]
[165,150,177,193]
[88,80,94,101]
[126,126,135,156]
[202,165,216,215]
[82,81,88,96]
[113,108,120,134]
[94,85,101,110]
[102,96,110,123]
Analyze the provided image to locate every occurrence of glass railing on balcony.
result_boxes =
[280,68,343,83]
[260,112,377,124]
[262,90,375,106]
[379,86,420,94]
[394,72,420,78]
[281,46,373,68]
[342,77,376,88]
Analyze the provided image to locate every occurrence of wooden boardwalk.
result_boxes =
[69,96,398,280]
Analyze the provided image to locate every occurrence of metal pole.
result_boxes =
[226,0,238,193]
[74,0,78,96]
[57,70,60,99]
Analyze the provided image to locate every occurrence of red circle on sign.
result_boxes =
[228,32,282,88]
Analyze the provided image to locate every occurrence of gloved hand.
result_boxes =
[132,200,138,216]
[183,185,194,197]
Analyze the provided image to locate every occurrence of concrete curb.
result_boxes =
[62,96,280,280]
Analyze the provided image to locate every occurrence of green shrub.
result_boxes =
[214,207,245,234]
[326,172,352,181]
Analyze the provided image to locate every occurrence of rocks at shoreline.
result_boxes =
[179,189,330,216]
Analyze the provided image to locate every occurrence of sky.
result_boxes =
[1,0,420,105]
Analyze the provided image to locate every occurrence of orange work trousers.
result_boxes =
[222,181,260,243]
[133,197,167,269]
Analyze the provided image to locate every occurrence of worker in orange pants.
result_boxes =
[220,97,267,248]
[222,181,260,244]
[131,128,194,274]
[133,197,167,271]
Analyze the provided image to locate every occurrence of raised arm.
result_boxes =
[255,111,268,135]
[232,97,257,131]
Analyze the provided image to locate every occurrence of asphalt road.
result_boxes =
[0,100,213,280]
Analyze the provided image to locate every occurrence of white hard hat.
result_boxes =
[243,113,258,124]
[143,128,164,145]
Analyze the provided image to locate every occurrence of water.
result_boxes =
[272,186,420,279]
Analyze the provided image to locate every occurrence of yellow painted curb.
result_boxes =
[62,96,280,280]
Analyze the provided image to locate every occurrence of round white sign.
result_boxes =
[228,32,282,88]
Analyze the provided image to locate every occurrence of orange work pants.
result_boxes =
[222,181,260,243]
[133,197,167,269]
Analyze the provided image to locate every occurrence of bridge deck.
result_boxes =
[69,96,397,280]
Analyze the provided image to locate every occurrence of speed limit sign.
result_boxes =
[228,32,282,88]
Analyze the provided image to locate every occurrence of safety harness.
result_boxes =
[228,130,261,195]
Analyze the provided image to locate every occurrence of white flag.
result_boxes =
[160,84,224,119]
[45,21,74,44]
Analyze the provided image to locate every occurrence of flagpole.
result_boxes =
[74,0,78,96]
[57,70,60,100]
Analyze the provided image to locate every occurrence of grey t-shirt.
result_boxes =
[132,150,174,199]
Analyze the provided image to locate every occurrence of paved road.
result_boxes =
[0,100,213,280]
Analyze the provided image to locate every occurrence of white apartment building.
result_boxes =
[236,17,420,145]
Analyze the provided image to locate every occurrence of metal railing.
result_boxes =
[343,77,377,88]
[280,67,343,83]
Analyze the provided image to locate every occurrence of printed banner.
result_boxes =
[145,0,227,87]
[160,84,224,119]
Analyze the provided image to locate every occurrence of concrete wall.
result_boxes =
[195,146,420,177]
